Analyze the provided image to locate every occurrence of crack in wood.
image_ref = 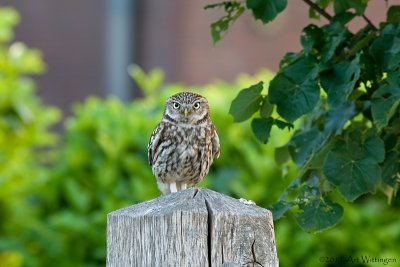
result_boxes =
[251,238,264,267]
[193,188,199,198]
[107,189,278,266]
[221,242,225,264]
[180,211,183,244]
[243,234,264,267]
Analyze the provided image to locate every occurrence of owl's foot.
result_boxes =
[180,183,187,190]
[169,182,178,193]
[157,181,189,195]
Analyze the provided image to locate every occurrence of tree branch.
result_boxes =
[302,0,333,21]
[362,14,378,31]
[345,31,376,60]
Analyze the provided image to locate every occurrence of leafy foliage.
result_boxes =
[246,0,287,23]
[1,37,290,266]
[205,1,245,44]
[0,6,60,267]
[48,69,291,266]
[206,0,288,43]
[1,3,399,266]
[206,1,400,232]
[276,196,400,267]
[4,59,400,267]
[0,8,287,264]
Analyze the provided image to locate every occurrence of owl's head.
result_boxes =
[163,92,210,125]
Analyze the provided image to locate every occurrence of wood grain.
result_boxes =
[107,188,278,267]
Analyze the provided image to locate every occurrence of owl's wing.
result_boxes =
[211,126,220,158]
[148,122,165,166]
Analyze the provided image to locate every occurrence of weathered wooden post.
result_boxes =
[107,188,278,267]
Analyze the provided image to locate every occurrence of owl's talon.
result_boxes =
[169,182,178,193]
[181,183,187,190]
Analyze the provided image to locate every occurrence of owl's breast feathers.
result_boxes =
[147,122,219,168]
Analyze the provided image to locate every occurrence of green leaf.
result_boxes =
[275,145,290,165]
[246,0,287,24]
[286,102,355,166]
[332,11,357,25]
[381,152,400,187]
[323,136,382,202]
[333,0,367,15]
[324,155,381,201]
[269,56,321,123]
[288,127,328,166]
[324,102,356,134]
[371,94,400,129]
[260,96,273,118]
[364,136,385,163]
[295,197,344,233]
[251,117,273,143]
[301,24,324,54]
[270,200,293,220]
[279,52,302,69]
[251,117,293,144]
[269,74,320,122]
[308,0,331,19]
[371,73,400,129]
[206,2,245,44]
[320,22,348,62]
[320,53,361,108]
[229,81,264,122]
[370,24,400,72]
[389,53,400,71]
[283,55,320,83]
[387,5,400,23]
[273,119,293,130]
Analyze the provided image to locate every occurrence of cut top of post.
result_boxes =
[107,188,278,267]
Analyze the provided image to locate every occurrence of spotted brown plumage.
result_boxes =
[148,92,220,195]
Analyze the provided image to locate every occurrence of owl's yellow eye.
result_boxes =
[193,102,200,109]
[173,102,180,109]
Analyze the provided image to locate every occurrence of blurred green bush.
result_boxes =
[0,6,60,267]
[1,6,400,267]
[45,67,291,267]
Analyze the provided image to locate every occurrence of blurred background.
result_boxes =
[0,0,387,110]
[0,0,398,267]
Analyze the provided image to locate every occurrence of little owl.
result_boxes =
[148,92,220,195]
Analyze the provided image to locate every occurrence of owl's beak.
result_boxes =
[184,109,189,117]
